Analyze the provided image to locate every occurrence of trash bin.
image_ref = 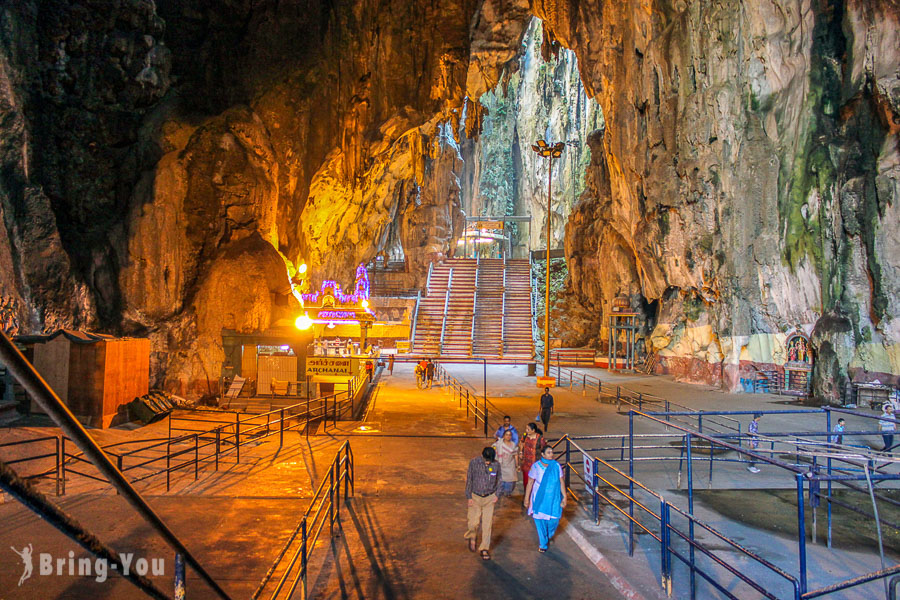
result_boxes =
[527,363,536,376]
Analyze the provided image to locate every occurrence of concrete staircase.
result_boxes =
[440,259,477,357]
[412,258,534,359]
[472,259,504,357]
[412,265,451,355]
[502,259,535,359]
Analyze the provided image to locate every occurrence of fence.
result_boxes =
[549,363,743,437]
[253,441,354,600]
[555,405,900,599]
[434,362,503,436]
[1,374,372,496]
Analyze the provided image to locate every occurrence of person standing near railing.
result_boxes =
[523,445,566,553]
[388,354,395,375]
[747,413,762,473]
[830,418,845,446]
[879,403,896,452]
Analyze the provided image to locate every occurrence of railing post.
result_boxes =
[215,428,220,471]
[466,389,469,418]
[235,413,241,464]
[329,462,335,535]
[564,438,571,490]
[279,408,285,450]
[687,433,696,599]
[698,413,703,434]
[300,517,308,600]
[55,435,62,496]
[483,396,488,437]
[592,457,600,523]
[660,499,670,595]
[797,473,808,595]
[344,446,350,501]
[116,454,124,494]
[628,412,634,556]
[334,459,341,533]
[582,374,586,396]
[166,438,171,492]
[638,393,642,411]
[194,434,199,481]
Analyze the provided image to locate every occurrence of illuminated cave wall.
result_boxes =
[1,0,898,400]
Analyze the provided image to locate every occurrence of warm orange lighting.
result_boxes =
[361,299,369,309]
[295,314,312,330]
[297,263,308,275]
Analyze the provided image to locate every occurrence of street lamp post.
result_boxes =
[530,139,564,378]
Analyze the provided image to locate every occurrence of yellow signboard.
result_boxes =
[306,357,354,377]
[475,220,504,230]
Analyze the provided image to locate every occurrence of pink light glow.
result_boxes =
[301,263,371,306]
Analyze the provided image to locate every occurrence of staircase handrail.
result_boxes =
[470,263,479,354]
[500,264,507,357]
[410,289,421,348]
[530,254,539,360]
[425,261,434,294]
[439,267,453,354]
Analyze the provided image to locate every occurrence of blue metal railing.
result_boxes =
[555,403,900,599]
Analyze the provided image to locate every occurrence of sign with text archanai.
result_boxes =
[305,357,353,377]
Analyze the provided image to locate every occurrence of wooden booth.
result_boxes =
[17,330,150,428]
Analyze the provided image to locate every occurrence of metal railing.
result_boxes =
[0,329,231,599]
[615,407,900,599]
[553,433,801,599]
[3,375,371,497]
[253,441,354,600]
[433,363,502,436]
[549,363,743,437]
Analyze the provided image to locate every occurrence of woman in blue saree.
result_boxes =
[523,445,566,552]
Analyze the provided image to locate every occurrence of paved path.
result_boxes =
[1,362,896,598]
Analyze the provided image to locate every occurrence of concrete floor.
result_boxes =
[0,363,896,598]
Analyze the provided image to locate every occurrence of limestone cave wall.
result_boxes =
[535,0,900,400]
[1,0,898,401]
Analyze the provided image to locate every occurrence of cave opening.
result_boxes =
[456,18,602,260]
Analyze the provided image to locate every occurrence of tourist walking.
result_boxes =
[880,404,896,452]
[464,447,500,560]
[415,359,427,388]
[425,359,435,388]
[519,422,546,492]
[747,413,762,473]
[494,415,519,445]
[388,354,395,375]
[830,418,845,446]
[538,387,554,432]
[523,445,566,552]
[493,429,519,497]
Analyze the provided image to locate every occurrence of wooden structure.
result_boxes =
[18,330,150,427]
[782,331,813,396]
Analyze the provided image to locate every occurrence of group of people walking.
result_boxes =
[464,416,565,560]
